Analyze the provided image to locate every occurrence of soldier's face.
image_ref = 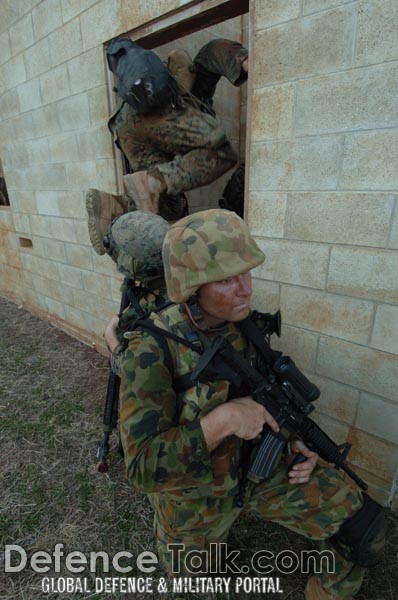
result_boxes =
[197,271,252,328]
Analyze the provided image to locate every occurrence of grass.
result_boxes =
[0,297,397,599]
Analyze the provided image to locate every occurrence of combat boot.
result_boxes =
[86,189,133,255]
[305,576,352,600]
[167,49,196,96]
[123,171,166,214]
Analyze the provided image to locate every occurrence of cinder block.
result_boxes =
[20,252,38,274]
[58,93,91,132]
[58,262,83,288]
[9,13,35,56]
[272,323,319,372]
[347,429,398,483]
[7,143,29,169]
[49,133,79,163]
[92,251,120,277]
[302,0,352,15]
[50,217,78,243]
[249,137,341,191]
[49,18,83,66]
[286,192,394,246]
[36,191,61,216]
[57,192,86,218]
[80,0,123,51]
[32,273,56,297]
[295,62,398,135]
[24,38,51,79]
[32,0,63,40]
[16,191,37,214]
[77,126,114,160]
[66,161,97,191]
[328,246,398,304]
[64,305,97,337]
[30,214,53,238]
[61,0,98,22]
[65,242,93,270]
[73,219,92,246]
[254,238,329,289]
[340,130,398,191]
[87,85,110,124]
[72,287,98,315]
[12,213,31,234]
[31,165,68,190]
[49,280,74,305]
[40,63,70,104]
[45,296,66,321]
[356,393,398,445]
[43,238,67,263]
[309,373,359,425]
[0,88,20,120]
[26,138,50,165]
[0,31,11,65]
[255,0,300,29]
[317,336,398,402]
[247,192,287,238]
[68,48,106,94]
[121,0,181,32]
[3,54,26,89]
[280,286,374,344]
[82,269,112,297]
[110,274,124,303]
[251,84,294,140]
[250,277,280,314]
[36,256,60,280]
[355,0,398,66]
[371,304,398,355]
[253,6,355,86]
[95,159,117,193]
[31,104,61,138]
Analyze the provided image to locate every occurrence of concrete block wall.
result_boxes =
[0,0,202,349]
[248,0,398,505]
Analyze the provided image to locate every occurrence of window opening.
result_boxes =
[106,1,249,218]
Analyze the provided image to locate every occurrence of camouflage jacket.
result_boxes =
[119,303,254,501]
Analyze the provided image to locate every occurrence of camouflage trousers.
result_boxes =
[150,465,365,597]
[111,101,238,196]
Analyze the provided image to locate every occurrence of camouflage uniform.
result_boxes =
[119,211,365,597]
[108,39,248,196]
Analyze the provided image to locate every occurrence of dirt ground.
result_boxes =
[0,296,397,600]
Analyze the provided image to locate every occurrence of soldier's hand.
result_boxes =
[287,439,318,484]
[229,396,279,440]
[104,314,120,353]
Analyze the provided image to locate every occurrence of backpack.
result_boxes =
[106,38,180,114]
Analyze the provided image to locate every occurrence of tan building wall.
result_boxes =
[0,0,397,505]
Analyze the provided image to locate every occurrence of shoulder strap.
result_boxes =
[236,316,280,367]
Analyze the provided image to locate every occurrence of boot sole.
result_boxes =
[86,189,106,255]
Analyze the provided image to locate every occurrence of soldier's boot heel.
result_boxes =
[123,171,165,214]
[86,189,130,255]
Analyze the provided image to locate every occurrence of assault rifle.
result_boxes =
[191,325,368,504]
[97,276,132,473]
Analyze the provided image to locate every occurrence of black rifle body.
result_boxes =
[192,335,367,492]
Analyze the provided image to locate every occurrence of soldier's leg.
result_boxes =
[116,104,238,199]
[150,494,240,576]
[246,465,366,598]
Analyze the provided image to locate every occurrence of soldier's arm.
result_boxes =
[119,331,214,493]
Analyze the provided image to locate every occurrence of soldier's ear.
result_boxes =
[106,37,134,73]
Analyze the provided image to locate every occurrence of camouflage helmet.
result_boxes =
[103,211,169,281]
[162,208,265,302]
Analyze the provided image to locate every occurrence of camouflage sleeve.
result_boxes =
[192,39,248,101]
[119,331,214,493]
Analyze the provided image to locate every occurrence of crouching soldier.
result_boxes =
[116,209,385,598]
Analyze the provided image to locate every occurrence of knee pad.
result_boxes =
[330,493,386,567]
